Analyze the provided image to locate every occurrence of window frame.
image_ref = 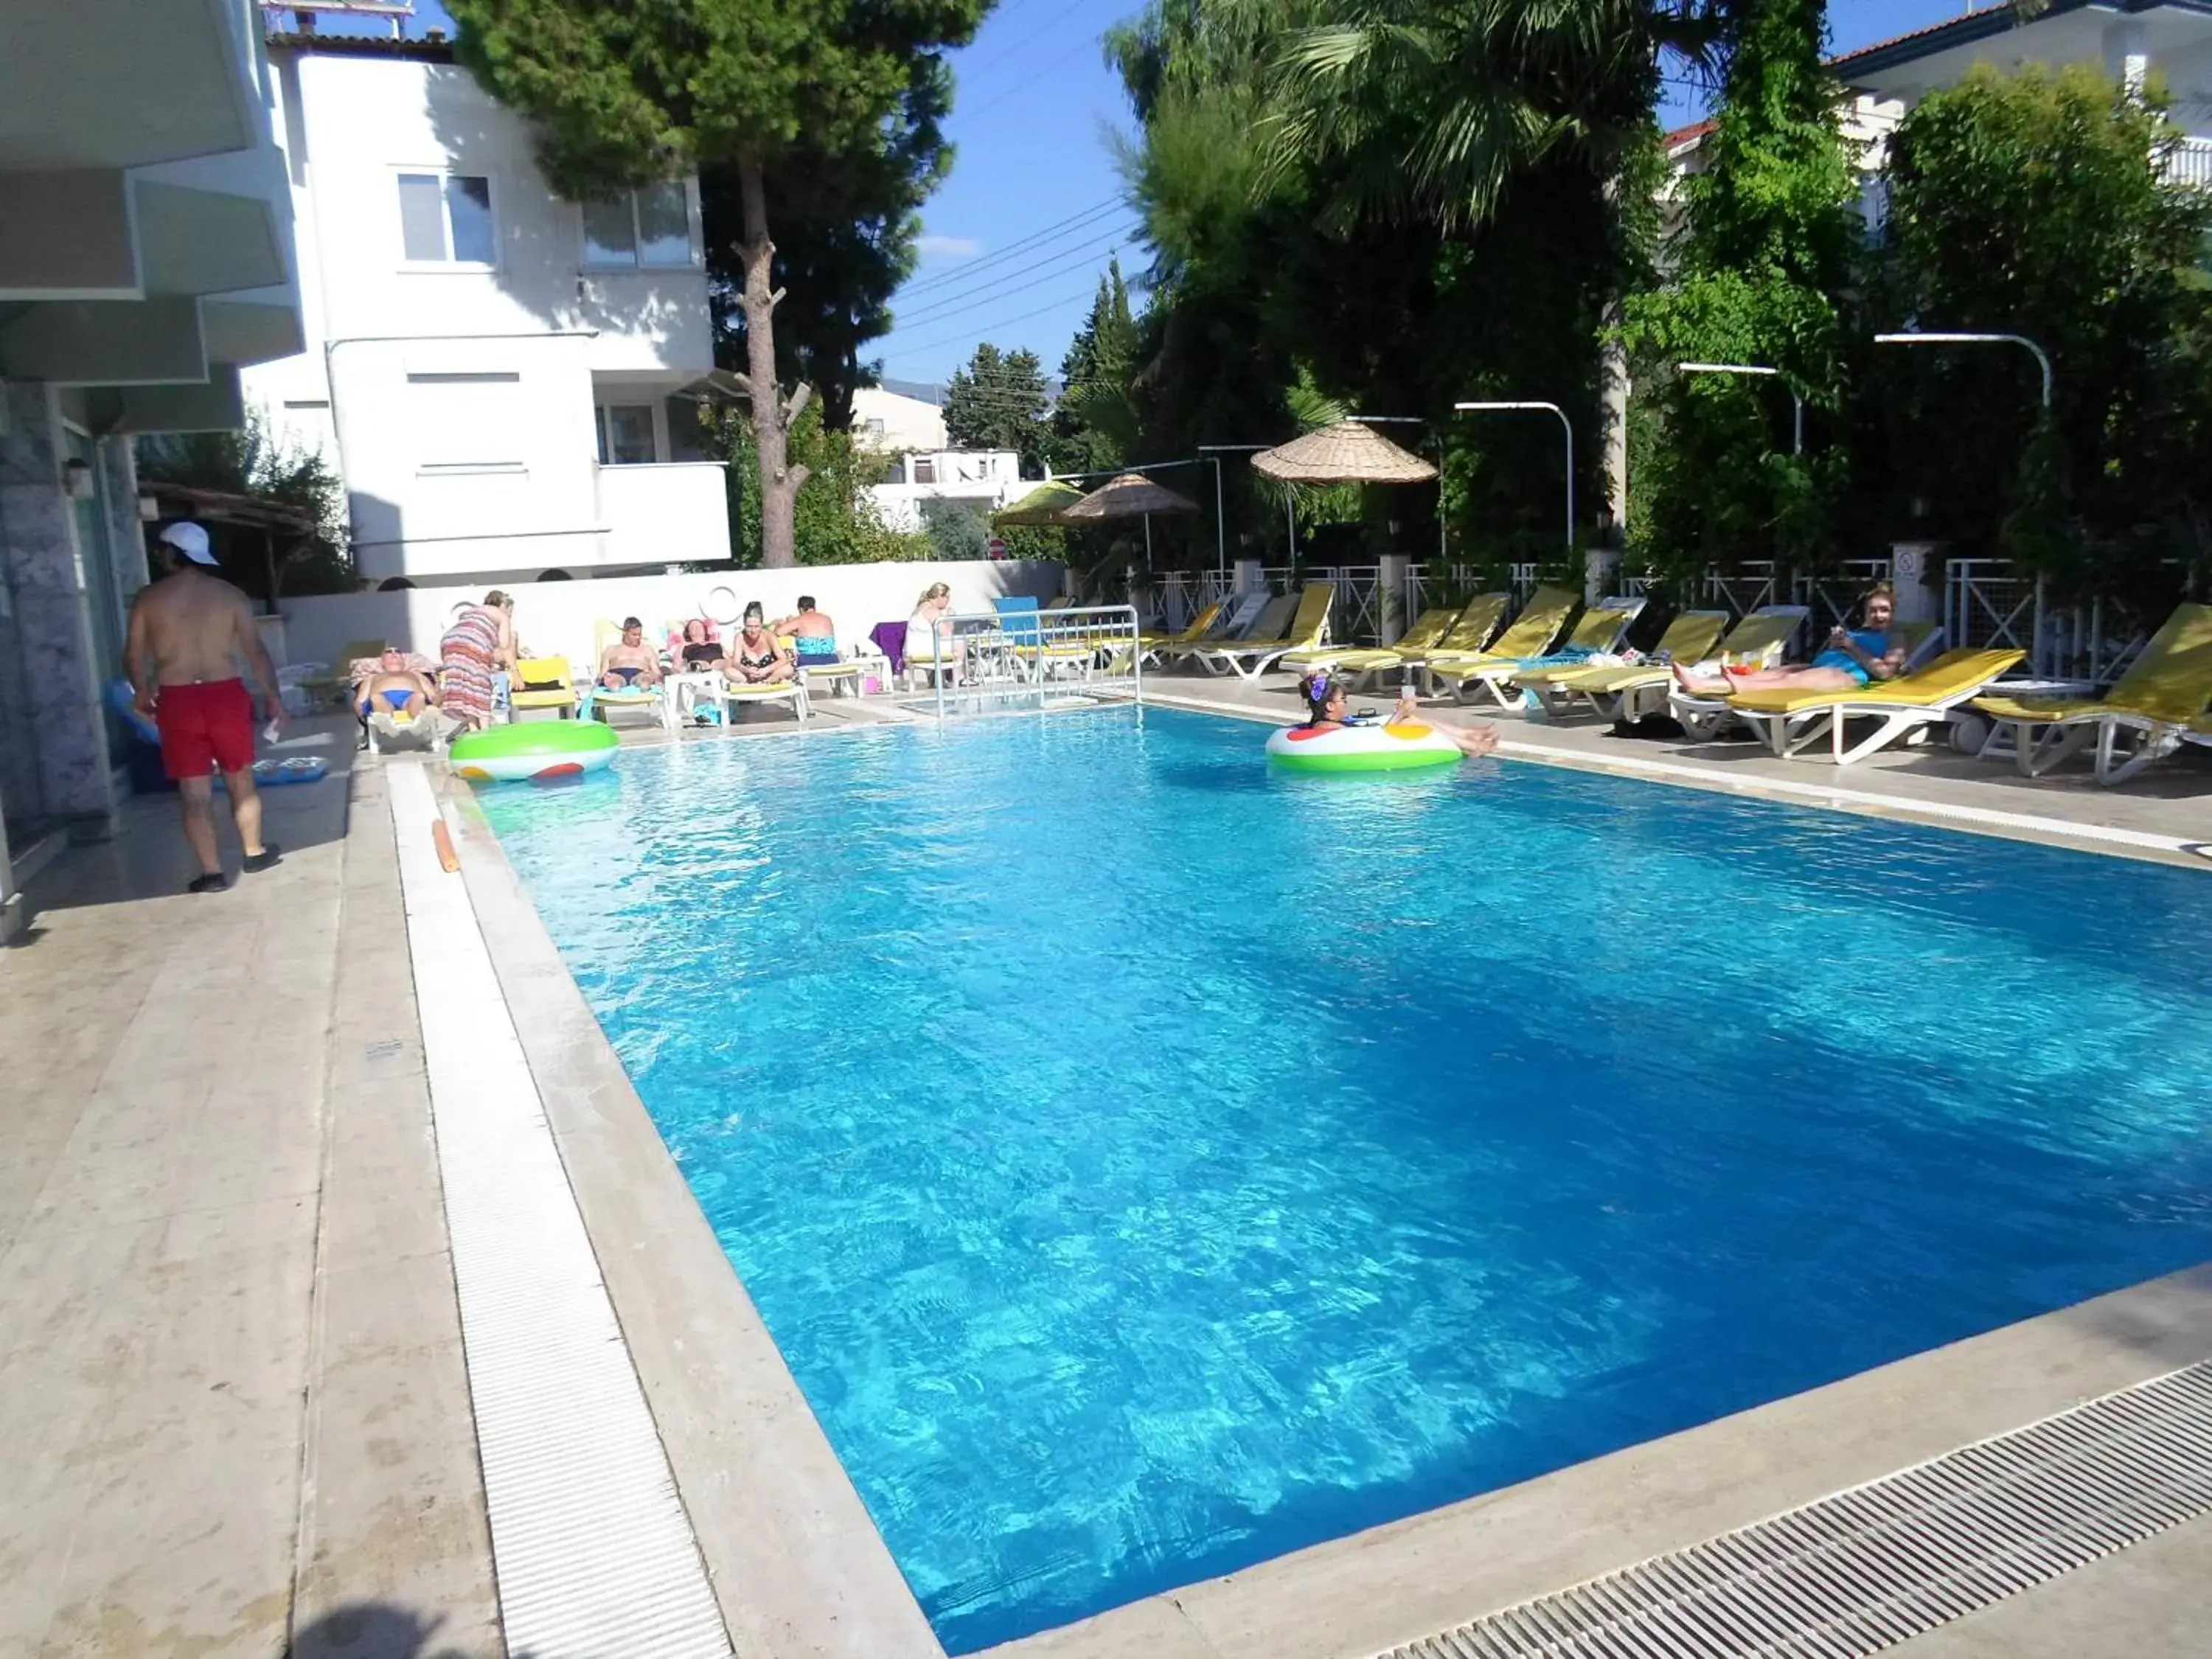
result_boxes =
[394,167,501,272]
[577,181,696,272]
[594,402,663,466]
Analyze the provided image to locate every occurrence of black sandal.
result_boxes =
[242,844,282,874]
[188,873,228,894]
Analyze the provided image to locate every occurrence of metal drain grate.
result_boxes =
[1381,1358,2212,1658]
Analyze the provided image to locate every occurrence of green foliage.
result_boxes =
[944,343,1054,472]
[919,497,992,560]
[1620,0,1860,585]
[706,403,930,566]
[1874,63,2212,599]
[1053,261,1142,475]
[135,413,353,597]
[446,0,990,566]
[699,58,953,429]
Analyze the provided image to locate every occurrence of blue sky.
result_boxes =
[366,1,1980,385]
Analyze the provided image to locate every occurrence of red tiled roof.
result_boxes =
[1829,1,2019,70]
[1664,117,1717,151]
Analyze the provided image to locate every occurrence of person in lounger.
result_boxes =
[677,619,728,672]
[771,596,840,668]
[1672,583,1905,696]
[728,602,794,684]
[1297,669,1498,757]
[353,650,440,744]
[597,616,664,689]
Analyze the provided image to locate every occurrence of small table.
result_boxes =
[1964,678,2097,760]
[662,670,726,733]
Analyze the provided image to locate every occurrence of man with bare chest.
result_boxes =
[125,523,288,892]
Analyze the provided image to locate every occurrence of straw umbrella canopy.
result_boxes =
[1060,471,1199,569]
[1248,419,1437,484]
[994,480,1088,526]
[1060,472,1200,519]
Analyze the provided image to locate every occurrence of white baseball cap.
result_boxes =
[159,521,219,566]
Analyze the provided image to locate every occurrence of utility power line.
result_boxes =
[958,34,1108,122]
[894,232,1132,327]
[902,196,1126,296]
[885,279,1109,361]
[955,0,1098,82]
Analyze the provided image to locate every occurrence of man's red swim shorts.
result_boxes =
[156,678,256,780]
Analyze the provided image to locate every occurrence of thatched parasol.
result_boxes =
[1060,472,1200,519]
[1249,420,1437,484]
[994,480,1088,526]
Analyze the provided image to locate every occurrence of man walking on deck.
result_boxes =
[125,522,287,893]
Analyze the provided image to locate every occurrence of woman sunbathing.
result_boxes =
[1672,582,1905,697]
[1298,669,1498,756]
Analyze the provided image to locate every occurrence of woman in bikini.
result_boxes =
[728,602,793,684]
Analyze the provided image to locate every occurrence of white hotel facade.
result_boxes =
[246,29,734,589]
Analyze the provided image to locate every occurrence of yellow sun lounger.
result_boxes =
[1972,603,2212,785]
[1186,583,1335,681]
[1723,647,2026,764]
[1669,614,1935,742]
[1279,606,1457,674]
[1139,599,1225,665]
[1519,610,1731,722]
[1546,605,1809,728]
[1360,594,1512,682]
[1416,585,1580,691]
[1431,595,1649,706]
[1161,592,1281,664]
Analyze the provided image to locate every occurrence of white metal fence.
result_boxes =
[914,604,1144,718]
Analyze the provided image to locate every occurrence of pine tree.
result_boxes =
[944,343,1053,473]
[446,0,992,567]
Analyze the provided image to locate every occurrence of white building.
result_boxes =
[244,29,732,589]
[2,0,305,935]
[867,449,1026,533]
[850,384,949,453]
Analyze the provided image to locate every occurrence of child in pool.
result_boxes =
[1298,669,1499,757]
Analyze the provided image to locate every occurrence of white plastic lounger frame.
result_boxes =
[1447,596,1648,708]
[1672,616,1939,743]
[1733,681,1988,765]
[1992,707,2205,786]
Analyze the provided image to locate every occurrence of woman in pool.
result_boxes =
[1298,669,1500,756]
[728,602,793,684]
[1672,582,1906,696]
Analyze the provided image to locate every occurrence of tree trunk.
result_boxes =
[736,158,810,568]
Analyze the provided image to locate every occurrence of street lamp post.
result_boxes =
[1677,361,1805,455]
[1453,401,1574,552]
[1874,331,2054,409]
[1197,442,1270,580]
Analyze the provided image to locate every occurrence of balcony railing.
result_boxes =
[2162,136,2212,191]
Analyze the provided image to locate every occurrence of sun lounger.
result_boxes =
[1328,594,1512,689]
[1186,584,1335,681]
[1162,591,1277,665]
[1669,613,1933,741]
[1139,599,1223,653]
[1414,585,1578,684]
[1431,595,1649,706]
[1719,647,2026,764]
[1279,606,1458,674]
[1971,603,2212,785]
[508,655,580,718]
[1520,610,1732,722]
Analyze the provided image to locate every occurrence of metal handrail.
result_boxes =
[925,604,1144,720]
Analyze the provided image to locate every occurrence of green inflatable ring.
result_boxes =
[450,720,619,783]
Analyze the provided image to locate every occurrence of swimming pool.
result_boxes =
[480,708,2212,1653]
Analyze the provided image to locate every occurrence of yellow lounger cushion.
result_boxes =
[1727,649,2025,714]
[1974,602,2212,727]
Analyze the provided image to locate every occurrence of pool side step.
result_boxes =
[1377,1357,2212,1658]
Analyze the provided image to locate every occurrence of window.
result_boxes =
[911,456,936,484]
[397,173,496,265]
[580,183,692,268]
[596,404,657,465]
[409,372,523,471]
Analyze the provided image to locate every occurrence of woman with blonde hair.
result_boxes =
[1672,581,1905,697]
[905,581,969,684]
[438,589,517,731]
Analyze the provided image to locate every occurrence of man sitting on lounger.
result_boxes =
[354,648,439,732]
[598,616,664,690]
[1672,582,1904,697]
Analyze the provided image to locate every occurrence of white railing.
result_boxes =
[1703,560,1781,618]
[1792,559,1894,641]
[2162,136,2212,192]
[917,605,1144,717]
[1316,565,1383,644]
[1944,558,2040,660]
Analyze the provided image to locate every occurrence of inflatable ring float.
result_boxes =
[450,720,619,783]
[1265,720,1461,772]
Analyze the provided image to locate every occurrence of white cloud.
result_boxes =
[917,234,982,260]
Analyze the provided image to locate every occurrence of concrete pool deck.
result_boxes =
[1,690,2207,1657]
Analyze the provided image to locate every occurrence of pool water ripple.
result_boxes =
[481,708,2212,1653]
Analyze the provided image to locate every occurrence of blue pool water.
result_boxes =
[480,708,2212,1652]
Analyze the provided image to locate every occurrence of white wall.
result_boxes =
[277,559,1068,671]
[243,47,723,584]
[852,386,947,453]
[599,461,730,568]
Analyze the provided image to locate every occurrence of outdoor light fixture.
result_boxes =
[1197,442,1270,579]
[1676,361,1805,455]
[1874,331,2053,409]
[1453,400,1574,551]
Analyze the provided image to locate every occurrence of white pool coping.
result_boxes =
[387,762,732,1658]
